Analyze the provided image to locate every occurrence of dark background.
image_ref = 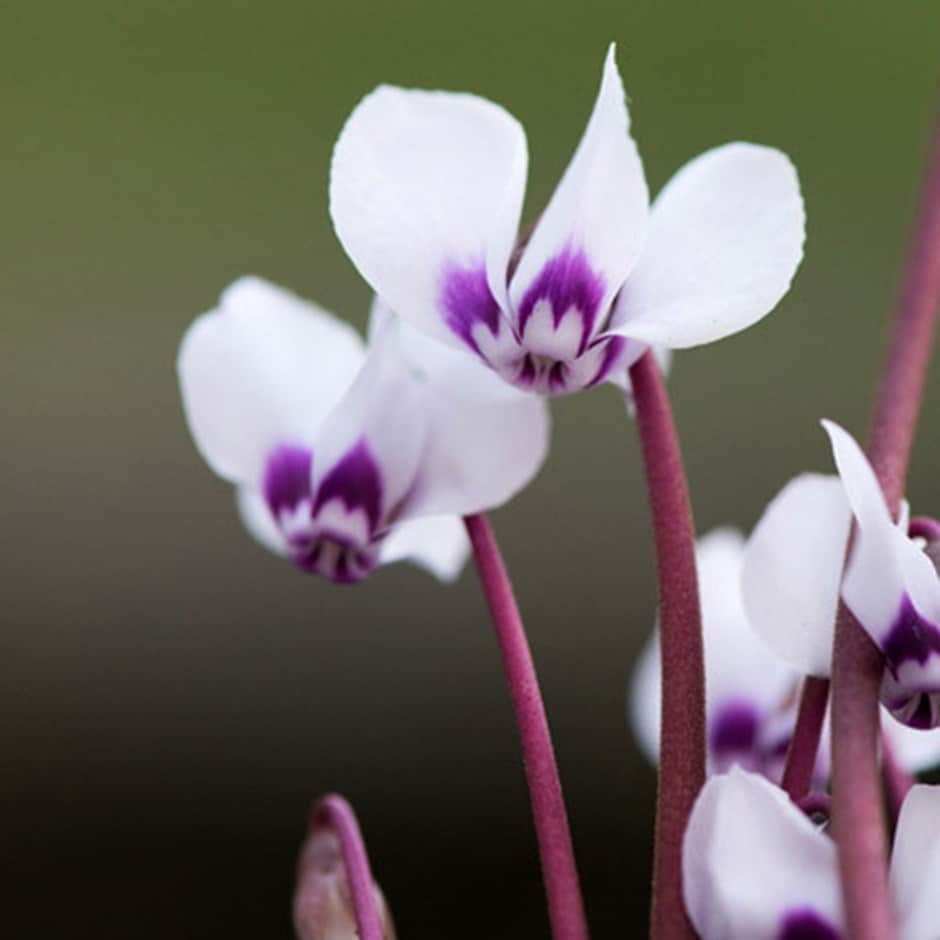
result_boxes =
[4,1,940,935]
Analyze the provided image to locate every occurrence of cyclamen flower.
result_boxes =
[177,277,549,584]
[630,529,802,780]
[683,767,940,940]
[329,45,805,397]
[742,420,940,732]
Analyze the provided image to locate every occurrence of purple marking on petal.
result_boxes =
[313,439,383,533]
[587,335,628,387]
[516,247,606,354]
[263,444,313,515]
[779,908,842,940]
[709,698,760,757]
[882,594,940,671]
[439,262,504,355]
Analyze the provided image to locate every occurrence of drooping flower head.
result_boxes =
[683,768,940,939]
[330,45,806,397]
[631,528,802,779]
[178,277,549,584]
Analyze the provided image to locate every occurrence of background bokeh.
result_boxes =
[4,1,940,935]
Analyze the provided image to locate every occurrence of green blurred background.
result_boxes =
[3,1,940,935]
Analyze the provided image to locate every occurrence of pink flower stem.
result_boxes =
[881,731,915,824]
[628,350,705,940]
[781,676,830,802]
[464,513,589,940]
[313,795,384,940]
[830,118,940,940]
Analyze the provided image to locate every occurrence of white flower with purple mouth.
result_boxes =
[178,277,549,584]
[631,529,802,780]
[329,45,806,398]
[683,768,940,940]
[741,421,940,733]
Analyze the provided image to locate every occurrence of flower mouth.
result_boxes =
[291,531,378,584]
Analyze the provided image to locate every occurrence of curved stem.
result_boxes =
[797,791,833,820]
[830,118,940,940]
[908,515,940,542]
[464,513,589,940]
[781,677,829,801]
[312,795,385,940]
[629,350,705,940]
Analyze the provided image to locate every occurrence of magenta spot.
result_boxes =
[439,262,504,354]
[263,445,313,515]
[313,439,384,533]
[779,908,842,940]
[882,595,940,672]
[710,699,760,757]
[517,247,606,354]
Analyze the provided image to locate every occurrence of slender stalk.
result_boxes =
[781,676,829,802]
[881,731,915,824]
[464,513,589,940]
[830,118,940,940]
[313,795,385,940]
[629,350,705,940]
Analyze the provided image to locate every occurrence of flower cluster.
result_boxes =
[177,40,940,940]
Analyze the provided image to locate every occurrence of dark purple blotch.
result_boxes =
[882,594,940,673]
[709,698,760,758]
[516,247,606,354]
[313,438,384,533]
[263,444,313,515]
[778,908,842,940]
[439,262,504,354]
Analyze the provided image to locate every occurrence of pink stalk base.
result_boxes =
[831,119,940,940]
[781,676,829,802]
[464,513,589,940]
[629,351,705,940]
[314,795,384,940]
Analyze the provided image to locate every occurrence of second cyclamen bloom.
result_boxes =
[330,45,805,396]
[178,278,548,584]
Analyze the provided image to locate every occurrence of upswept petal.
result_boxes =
[890,784,940,940]
[312,330,429,529]
[509,45,648,346]
[741,474,851,678]
[823,420,914,642]
[178,277,365,485]
[378,514,469,582]
[610,143,804,348]
[330,84,527,346]
[683,768,843,940]
[400,376,550,519]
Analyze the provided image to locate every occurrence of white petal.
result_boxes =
[509,45,648,338]
[698,528,797,710]
[330,84,526,346]
[369,295,524,403]
[823,420,908,644]
[611,143,805,348]
[890,784,940,940]
[236,486,288,557]
[629,630,661,764]
[683,768,843,940]
[882,711,940,774]
[312,331,428,526]
[178,277,365,485]
[628,529,797,768]
[741,474,851,678]
[400,381,550,518]
[378,514,469,582]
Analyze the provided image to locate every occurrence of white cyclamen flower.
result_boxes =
[329,44,805,397]
[742,420,940,735]
[683,767,940,940]
[178,277,549,584]
[631,528,804,779]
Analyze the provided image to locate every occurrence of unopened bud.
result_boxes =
[293,824,395,940]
